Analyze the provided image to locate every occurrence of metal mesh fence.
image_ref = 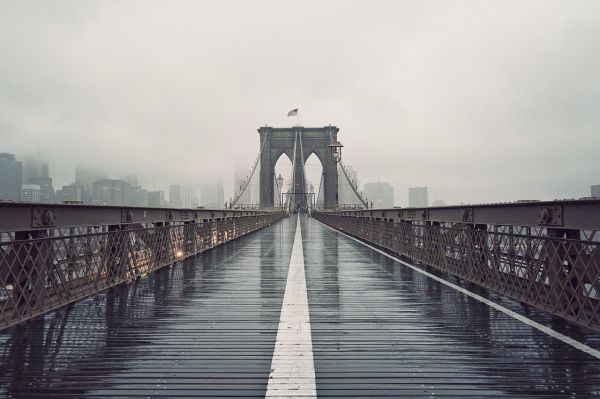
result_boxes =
[0,213,284,330]
[314,213,600,331]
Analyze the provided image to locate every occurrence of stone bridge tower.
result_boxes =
[258,125,339,209]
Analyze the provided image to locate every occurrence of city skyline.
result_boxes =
[0,151,228,208]
[3,150,599,208]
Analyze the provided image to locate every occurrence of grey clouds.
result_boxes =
[1,1,599,205]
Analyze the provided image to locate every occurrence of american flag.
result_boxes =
[287,108,298,117]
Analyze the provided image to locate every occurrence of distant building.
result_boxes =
[169,185,182,208]
[21,184,41,203]
[28,176,55,203]
[201,182,224,208]
[0,153,22,201]
[592,185,600,198]
[408,186,428,207]
[121,174,138,187]
[364,182,394,208]
[148,190,165,207]
[127,186,148,207]
[75,167,105,203]
[21,156,49,183]
[56,183,83,203]
[22,156,54,202]
[431,199,447,207]
[92,179,130,205]
[182,186,195,208]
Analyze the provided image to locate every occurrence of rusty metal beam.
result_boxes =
[323,199,600,230]
[0,202,278,232]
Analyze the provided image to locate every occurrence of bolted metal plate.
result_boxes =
[462,207,474,222]
[121,209,133,223]
[31,207,57,228]
[537,205,563,226]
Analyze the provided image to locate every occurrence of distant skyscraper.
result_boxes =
[182,186,195,208]
[409,186,428,207]
[21,156,48,183]
[121,174,138,187]
[201,182,224,208]
[21,184,41,203]
[0,153,22,201]
[22,156,54,203]
[28,176,55,203]
[127,186,149,207]
[56,183,83,203]
[431,199,447,207]
[92,179,130,205]
[148,190,165,207]
[592,185,600,198]
[169,185,182,207]
[364,182,394,208]
[75,167,105,203]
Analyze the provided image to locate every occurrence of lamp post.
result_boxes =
[276,174,284,210]
[328,139,343,209]
[309,184,315,211]
[328,139,343,164]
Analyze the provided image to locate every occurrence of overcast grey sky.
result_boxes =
[1,1,599,205]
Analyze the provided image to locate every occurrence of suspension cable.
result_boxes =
[339,160,369,207]
[325,129,369,208]
[316,173,323,209]
[230,134,267,207]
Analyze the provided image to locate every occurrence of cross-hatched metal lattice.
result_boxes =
[0,213,284,330]
[314,212,600,331]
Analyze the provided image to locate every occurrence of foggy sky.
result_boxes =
[1,1,599,206]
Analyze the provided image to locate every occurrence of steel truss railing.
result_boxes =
[314,199,600,332]
[0,203,285,330]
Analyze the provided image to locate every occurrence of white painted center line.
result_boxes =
[317,219,600,361]
[266,216,317,398]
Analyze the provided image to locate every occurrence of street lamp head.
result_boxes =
[276,174,284,189]
[328,140,343,163]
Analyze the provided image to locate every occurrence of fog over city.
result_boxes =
[1,1,599,205]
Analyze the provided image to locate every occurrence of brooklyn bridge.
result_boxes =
[1,125,599,398]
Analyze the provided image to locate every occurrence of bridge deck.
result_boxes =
[1,216,599,398]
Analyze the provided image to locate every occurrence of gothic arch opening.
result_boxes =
[304,152,323,210]
[273,152,292,207]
